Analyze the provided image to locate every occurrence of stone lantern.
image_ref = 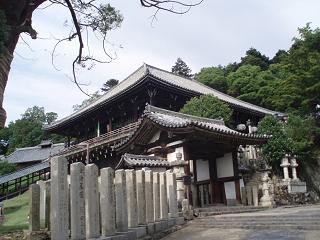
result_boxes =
[280,154,291,181]
[170,152,187,206]
[290,156,299,181]
[259,171,273,207]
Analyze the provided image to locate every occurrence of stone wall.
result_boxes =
[29,156,186,240]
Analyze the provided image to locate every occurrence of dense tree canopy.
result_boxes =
[194,66,228,93]
[180,95,233,123]
[171,58,193,78]
[0,106,64,155]
[194,24,320,168]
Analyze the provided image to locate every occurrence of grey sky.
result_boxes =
[4,0,320,124]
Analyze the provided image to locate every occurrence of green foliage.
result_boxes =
[73,91,101,111]
[71,1,123,34]
[0,191,29,234]
[171,58,192,78]
[239,48,270,70]
[101,78,119,92]
[258,115,318,168]
[0,160,16,176]
[0,106,65,154]
[180,95,233,122]
[194,66,228,93]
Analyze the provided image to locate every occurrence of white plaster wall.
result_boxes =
[167,146,184,162]
[196,159,210,181]
[224,181,236,200]
[216,153,234,178]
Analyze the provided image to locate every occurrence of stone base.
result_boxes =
[168,213,178,218]
[154,221,162,233]
[226,199,237,206]
[115,230,137,240]
[168,218,176,227]
[129,226,147,238]
[288,181,307,193]
[160,219,168,230]
[23,230,49,240]
[259,196,273,207]
[146,223,155,235]
[98,235,125,240]
[175,216,185,225]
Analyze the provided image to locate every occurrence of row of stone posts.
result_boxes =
[29,156,184,240]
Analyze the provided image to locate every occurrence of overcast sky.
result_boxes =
[4,0,320,124]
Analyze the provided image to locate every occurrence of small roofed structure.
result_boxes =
[116,153,170,170]
[5,141,65,168]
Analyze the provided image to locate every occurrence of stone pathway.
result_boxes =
[163,205,320,240]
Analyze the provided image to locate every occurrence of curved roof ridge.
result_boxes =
[145,63,283,116]
[144,104,225,126]
[45,64,148,129]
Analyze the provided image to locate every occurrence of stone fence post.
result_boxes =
[136,170,146,225]
[100,167,116,237]
[166,171,178,218]
[126,169,138,228]
[115,169,128,232]
[145,170,154,224]
[85,164,100,239]
[159,172,168,220]
[50,156,69,240]
[70,162,86,240]
[153,172,160,222]
[29,184,40,231]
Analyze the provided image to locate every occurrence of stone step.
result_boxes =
[197,206,265,212]
[189,224,320,230]
[197,208,266,217]
[199,215,320,220]
[192,220,320,225]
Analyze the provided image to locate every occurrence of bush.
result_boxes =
[180,94,233,122]
[0,160,16,176]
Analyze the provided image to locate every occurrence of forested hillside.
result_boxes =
[194,24,320,189]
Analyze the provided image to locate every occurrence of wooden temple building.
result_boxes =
[40,64,282,206]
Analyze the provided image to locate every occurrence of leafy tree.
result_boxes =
[101,79,119,92]
[258,115,317,169]
[239,48,270,70]
[0,1,202,129]
[0,160,16,176]
[270,49,288,64]
[194,66,228,93]
[227,65,262,101]
[0,106,65,154]
[180,95,233,122]
[171,58,193,77]
[73,91,101,111]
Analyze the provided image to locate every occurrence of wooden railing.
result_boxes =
[56,120,141,157]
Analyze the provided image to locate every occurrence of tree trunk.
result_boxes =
[0,48,13,128]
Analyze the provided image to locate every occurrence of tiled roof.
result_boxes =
[6,143,65,164]
[142,105,270,140]
[45,64,283,131]
[0,161,49,185]
[116,153,170,169]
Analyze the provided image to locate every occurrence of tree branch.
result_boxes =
[64,0,84,63]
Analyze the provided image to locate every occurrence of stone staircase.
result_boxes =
[191,205,320,230]
[195,205,267,217]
